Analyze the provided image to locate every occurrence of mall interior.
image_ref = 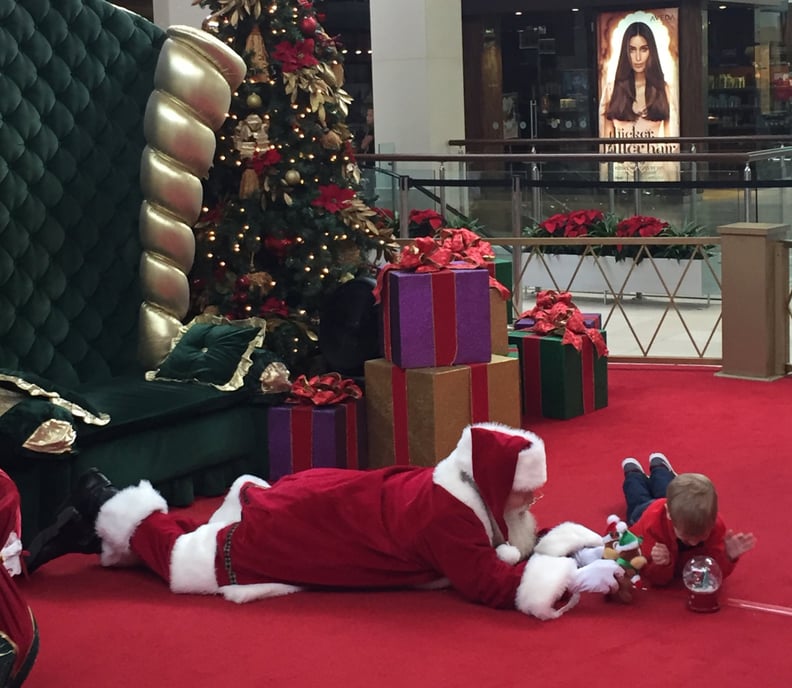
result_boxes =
[127,1,792,149]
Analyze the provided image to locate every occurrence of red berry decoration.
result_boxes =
[299,15,318,36]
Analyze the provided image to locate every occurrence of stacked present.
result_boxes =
[509,290,609,420]
[266,373,368,481]
[366,228,520,467]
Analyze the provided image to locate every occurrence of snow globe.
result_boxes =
[682,555,723,613]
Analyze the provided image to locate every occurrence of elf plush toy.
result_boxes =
[602,515,647,603]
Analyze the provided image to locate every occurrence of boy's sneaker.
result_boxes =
[648,452,676,476]
[621,458,645,476]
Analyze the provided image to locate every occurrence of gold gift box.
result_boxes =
[490,288,509,356]
[365,355,521,468]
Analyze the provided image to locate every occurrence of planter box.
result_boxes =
[522,254,720,299]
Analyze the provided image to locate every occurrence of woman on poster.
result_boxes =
[599,21,679,182]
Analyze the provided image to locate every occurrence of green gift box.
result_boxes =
[486,257,514,324]
[508,330,608,420]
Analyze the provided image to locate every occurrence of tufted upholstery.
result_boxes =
[0,0,165,386]
[0,1,265,542]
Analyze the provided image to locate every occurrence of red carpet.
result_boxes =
[17,366,792,687]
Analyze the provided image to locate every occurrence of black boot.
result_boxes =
[68,467,119,525]
[24,507,101,574]
[24,468,119,574]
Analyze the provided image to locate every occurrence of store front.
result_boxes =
[461,0,792,144]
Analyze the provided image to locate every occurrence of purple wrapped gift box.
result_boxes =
[381,268,491,368]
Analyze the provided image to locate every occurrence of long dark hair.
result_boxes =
[605,21,669,122]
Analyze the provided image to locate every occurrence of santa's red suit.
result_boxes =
[95,423,622,620]
[0,470,38,687]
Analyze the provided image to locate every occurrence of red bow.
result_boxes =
[287,373,363,406]
[520,290,608,356]
[373,228,507,302]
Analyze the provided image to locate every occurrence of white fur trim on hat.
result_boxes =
[515,553,579,620]
[96,481,168,567]
[220,583,303,604]
[534,522,605,558]
[170,522,225,595]
[208,474,270,525]
[496,543,522,565]
[433,423,546,542]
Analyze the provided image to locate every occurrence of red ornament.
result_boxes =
[264,235,295,258]
[299,15,318,36]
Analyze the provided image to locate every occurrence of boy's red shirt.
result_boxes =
[629,498,736,586]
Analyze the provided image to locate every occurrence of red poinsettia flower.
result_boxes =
[616,215,668,238]
[311,184,356,213]
[539,212,568,235]
[409,209,444,231]
[539,209,603,238]
[272,39,319,72]
[259,297,290,317]
[250,148,282,174]
[198,204,224,225]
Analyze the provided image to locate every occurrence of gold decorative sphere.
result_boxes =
[284,169,301,185]
[246,92,263,109]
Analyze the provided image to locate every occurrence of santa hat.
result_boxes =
[614,523,642,553]
[467,423,546,540]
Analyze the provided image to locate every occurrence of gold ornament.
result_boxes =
[335,239,362,267]
[246,271,275,293]
[320,129,342,151]
[284,169,301,186]
[246,92,262,109]
[232,113,269,159]
[239,168,260,198]
[245,25,270,82]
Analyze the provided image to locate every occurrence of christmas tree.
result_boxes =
[191,0,396,371]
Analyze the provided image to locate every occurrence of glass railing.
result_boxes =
[359,139,792,366]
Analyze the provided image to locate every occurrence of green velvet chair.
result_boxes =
[0,0,267,540]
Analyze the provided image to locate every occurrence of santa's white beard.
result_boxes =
[504,508,538,560]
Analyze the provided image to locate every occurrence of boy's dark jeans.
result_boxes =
[623,466,675,525]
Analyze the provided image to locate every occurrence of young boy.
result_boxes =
[621,453,756,586]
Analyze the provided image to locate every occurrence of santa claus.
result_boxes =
[0,470,39,687]
[26,423,622,619]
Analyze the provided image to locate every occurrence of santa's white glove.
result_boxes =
[573,545,605,568]
[567,559,624,594]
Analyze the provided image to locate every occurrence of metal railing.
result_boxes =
[361,141,792,369]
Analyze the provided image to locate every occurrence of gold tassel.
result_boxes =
[245,25,269,82]
[330,61,345,88]
[320,129,342,151]
[239,168,260,198]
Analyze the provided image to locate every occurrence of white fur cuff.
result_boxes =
[220,583,303,604]
[515,553,579,620]
[170,522,225,595]
[96,481,168,567]
[533,521,604,557]
[209,474,270,525]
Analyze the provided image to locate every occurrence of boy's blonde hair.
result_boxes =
[665,473,718,537]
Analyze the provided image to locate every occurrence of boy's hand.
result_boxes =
[725,530,756,561]
[651,543,671,565]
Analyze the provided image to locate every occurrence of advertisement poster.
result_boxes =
[597,8,680,181]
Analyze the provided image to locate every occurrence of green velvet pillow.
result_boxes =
[0,369,110,426]
[146,315,267,391]
[0,391,77,455]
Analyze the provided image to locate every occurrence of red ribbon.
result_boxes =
[372,228,507,303]
[391,365,410,466]
[287,373,363,406]
[581,338,595,413]
[345,400,359,469]
[289,405,314,473]
[468,363,490,423]
[519,290,608,357]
